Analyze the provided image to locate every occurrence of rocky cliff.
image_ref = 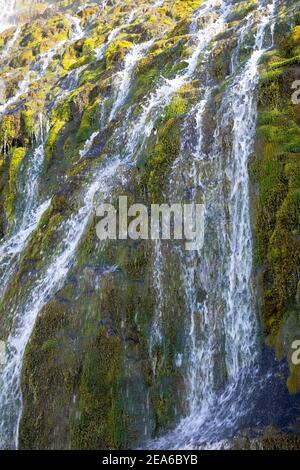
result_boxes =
[0,0,299,450]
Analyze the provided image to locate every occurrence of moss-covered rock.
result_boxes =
[1,0,298,452]
[251,18,300,393]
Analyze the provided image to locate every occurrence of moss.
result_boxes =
[131,55,160,102]
[232,434,300,450]
[92,233,186,440]
[145,117,181,202]
[164,94,188,120]
[19,49,35,67]
[19,14,70,56]
[5,147,27,223]
[228,0,257,23]
[75,214,101,268]
[117,242,150,278]
[45,119,66,163]
[76,98,101,144]
[105,40,133,68]
[45,83,100,165]
[252,20,300,393]
[0,114,20,151]
[79,63,104,86]
[71,326,123,450]
[141,89,193,202]
[258,109,283,126]
[261,67,285,83]
[22,108,39,140]
[19,300,78,450]
[62,37,95,71]
[170,0,204,21]
[211,37,237,81]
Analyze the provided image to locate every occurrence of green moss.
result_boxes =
[252,21,300,394]
[22,108,38,139]
[258,109,282,126]
[45,119,66,162]
[170,0,204,21]
[131,55,160,102]
[141,89,193,202]
[76,98,101,144]
[145,117,181,202]
[71,327,123,450]
[62,37,95,71]
[19,14,70,57]
[228,0,257,23]
[0,114,20,151]
[164,94,188,120]
[79,63,104,85]
[105,40,132,68]
[5,147,26,223]
[45,84,100,164]
[19,300,76,450]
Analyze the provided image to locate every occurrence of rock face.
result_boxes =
[251,5,300,396]
[0,0,299,450]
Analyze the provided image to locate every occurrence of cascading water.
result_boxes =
[0,156,124,449]
[0,0,17,33]
[94,9,137,60]
[80,35,155,158]
[144,0,280,449]
[0,6,86,116]
[0,2,163,446]
[0,26,20,59]
[0,114,51,298]
[145,0,232,418]
[0,0,297,451]
[109,39,154,122]
[126,0,233,164]
[222,0,278,377]
[0,6,89,297]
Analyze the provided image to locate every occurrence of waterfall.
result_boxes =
[0,0,17,33]
[127,0,231,159]
[0,0,286,450]
[0,10,87,299]
[0,4,160,445]
[108,39,154,122]
[0,156,124,449]
[149,240,165,372]
[0,38,66,115]
[145,0,279,449]
[80,36,154,159]
[222,0,278,377]
[0,114,51,299]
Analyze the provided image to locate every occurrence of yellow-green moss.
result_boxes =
[5,147,26,223]
[105,40,133,68]
[0,114,20,150]
[141,88,195,202]
[170,0,204,21]
[252,20,300,393]
[76,98,101,144]
[71,327,123,450]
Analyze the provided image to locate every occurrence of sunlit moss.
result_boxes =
[252,18,300,393]
[5,147,26,223]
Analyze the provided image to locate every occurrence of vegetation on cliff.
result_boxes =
[252,5,300,394]
[0,0,299,451]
